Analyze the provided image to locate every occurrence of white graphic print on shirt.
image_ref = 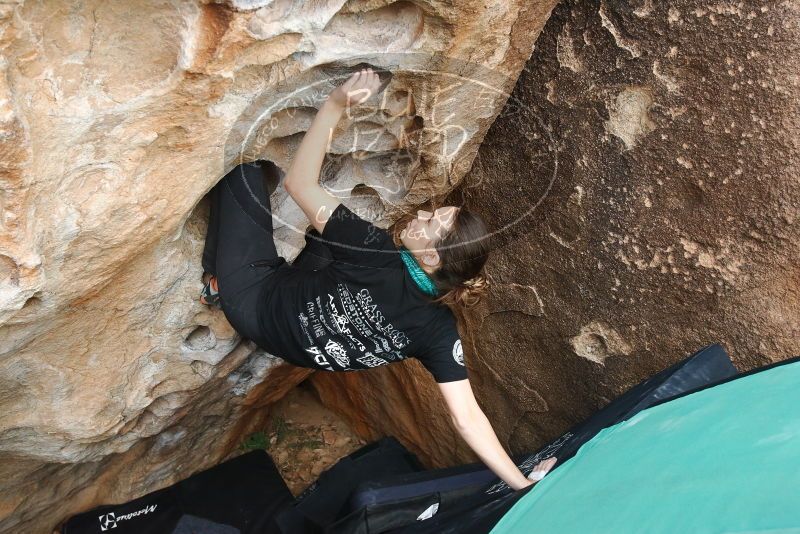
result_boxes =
[452,339,464,366]
[298,283,411,371]
[354,287,410,352]
[316,296,338,336]
[356,353,389,367]
[324,338,351,369]
[303,345,333,371]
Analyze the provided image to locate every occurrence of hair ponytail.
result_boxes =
[450,273,490,308]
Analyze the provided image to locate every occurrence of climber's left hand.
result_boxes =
[328,67,382,109]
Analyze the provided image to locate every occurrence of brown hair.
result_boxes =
[391,201,491,308]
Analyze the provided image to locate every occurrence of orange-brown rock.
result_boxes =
[311,0,800,468]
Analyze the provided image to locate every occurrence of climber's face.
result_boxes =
[399,206,459,271]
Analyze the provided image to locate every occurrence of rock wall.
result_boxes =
[312,0,800,467]
[0,0,554,532]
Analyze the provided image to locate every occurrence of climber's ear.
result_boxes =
[421,249,440,268]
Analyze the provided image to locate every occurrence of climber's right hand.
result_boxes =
[328,67,381,109]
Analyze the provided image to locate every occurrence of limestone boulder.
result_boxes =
[0,0,554,531]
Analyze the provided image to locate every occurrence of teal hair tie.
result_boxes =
[399,246,439,297]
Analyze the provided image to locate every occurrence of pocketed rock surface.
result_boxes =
[0,1,556,532]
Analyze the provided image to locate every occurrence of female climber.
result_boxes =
[199,68,556,490]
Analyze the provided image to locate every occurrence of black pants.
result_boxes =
[202,161,333,348]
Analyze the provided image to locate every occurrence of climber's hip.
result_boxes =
[218,257,285,346]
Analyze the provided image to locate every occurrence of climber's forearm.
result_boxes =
[284,98,345,194]
[454,409,532,491]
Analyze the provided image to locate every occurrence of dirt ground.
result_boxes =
[239,380,368,496]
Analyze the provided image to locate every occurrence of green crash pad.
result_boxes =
[492,358,800,534]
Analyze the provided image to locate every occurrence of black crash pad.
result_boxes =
[61,450,294,534]
[275,436,424,534]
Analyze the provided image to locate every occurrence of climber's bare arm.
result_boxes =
[288,183,342,235]
[284,68,382,234]
[283,97,342,234]
[438,379,556,491]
